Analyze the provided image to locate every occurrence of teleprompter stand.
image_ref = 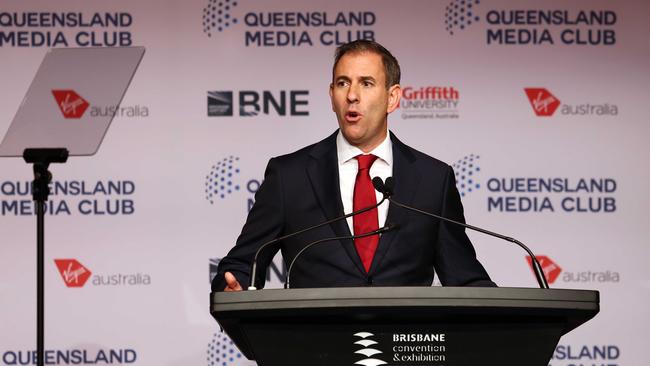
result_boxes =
[211,287,599,366]
[0,46,145,366]
[23,148,69,366]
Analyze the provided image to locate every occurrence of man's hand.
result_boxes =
[223,272,243,292]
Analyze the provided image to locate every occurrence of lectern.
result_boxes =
[211,287,598,366]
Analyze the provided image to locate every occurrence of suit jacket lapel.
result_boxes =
[368,132,421,275]
[307,131,367,276]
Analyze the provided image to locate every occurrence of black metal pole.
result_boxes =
[36,199,45,366]
[32,162,50,366]
[24,148,68,366]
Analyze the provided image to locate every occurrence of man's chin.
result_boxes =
[340,129,365,146]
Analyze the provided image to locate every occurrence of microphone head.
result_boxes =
[384,177,395,195]
[376,223,400,234]
[372,176,386,194]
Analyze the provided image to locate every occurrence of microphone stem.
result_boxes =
[388,199,549,289]
[248,195,388,290]
[285,226,392,289]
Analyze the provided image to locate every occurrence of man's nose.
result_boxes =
[346,83,360,103]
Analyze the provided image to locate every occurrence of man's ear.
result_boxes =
[329,83,335,111]
[387,84,401,114]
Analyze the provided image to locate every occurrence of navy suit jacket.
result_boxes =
[212,131,494,290]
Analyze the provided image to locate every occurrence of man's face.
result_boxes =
[330,51,401,152]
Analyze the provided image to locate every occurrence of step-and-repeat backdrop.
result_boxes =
[1,0,648,365]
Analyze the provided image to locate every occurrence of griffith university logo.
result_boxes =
[54,259,92,288]
[452,154,481,197]
[354,332,386,366]
[202,0,239,37]
[445,0,481,35]
[207,331,243,366]
[52,90,90,119]
[205,156,242,204]
[524,88,561,117]
[399,86,460,120]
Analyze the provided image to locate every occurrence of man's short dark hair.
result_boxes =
[333,40,401,89]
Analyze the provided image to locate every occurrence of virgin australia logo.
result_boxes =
[52,89,89,119]
[354,332,386,366]
[54,259,92,287]
[524,88,561,116]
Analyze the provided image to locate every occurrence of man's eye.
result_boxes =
[337,81,349,87]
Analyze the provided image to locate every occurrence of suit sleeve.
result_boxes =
[211,157,285,291]
[434,165,496,287]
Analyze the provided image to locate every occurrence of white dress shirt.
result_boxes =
[336,130,393,235]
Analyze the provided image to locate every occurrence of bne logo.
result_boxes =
[207,90,309,117]
[524,88,561,117]
[54,259,92,287]
[527,255,562,284]
[52,90,90,119]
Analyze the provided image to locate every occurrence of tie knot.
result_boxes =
[356,154,378,170]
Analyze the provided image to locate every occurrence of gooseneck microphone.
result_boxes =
[372,177,550,289]
[247,188,392,290]
[284,224,399,289]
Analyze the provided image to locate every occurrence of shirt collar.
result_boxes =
[336,129,393,166]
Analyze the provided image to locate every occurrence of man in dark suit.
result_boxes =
[212,40,494,291]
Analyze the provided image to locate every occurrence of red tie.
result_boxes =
[353,154,380,272]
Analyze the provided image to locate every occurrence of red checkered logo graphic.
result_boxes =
[527,255,562,284]
[524,88,561,117]
[51,90,90,119]
[54,259,92,288]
